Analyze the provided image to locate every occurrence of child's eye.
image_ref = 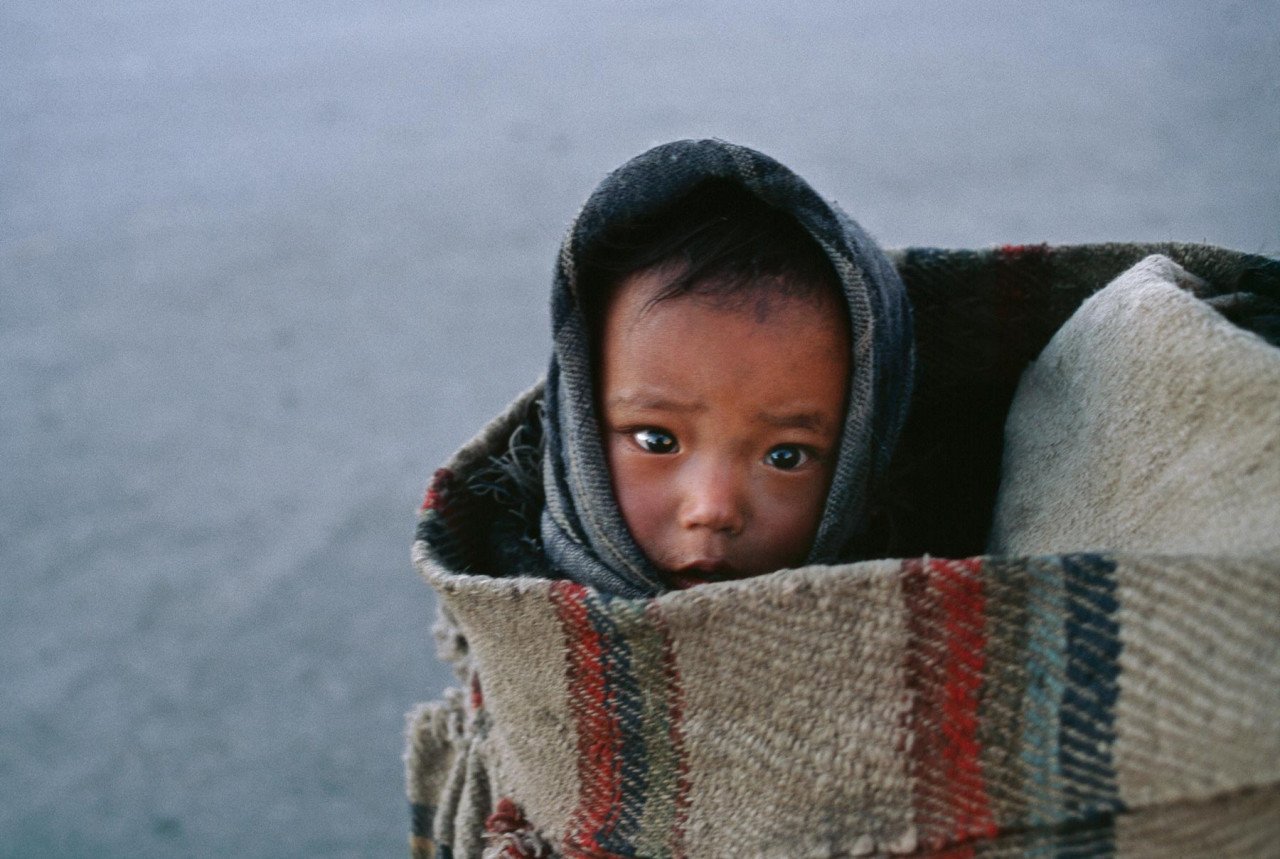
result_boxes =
[633,428,678,454]
[765,445,809,470]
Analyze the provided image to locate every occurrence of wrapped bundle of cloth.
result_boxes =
[405,141,1280,858]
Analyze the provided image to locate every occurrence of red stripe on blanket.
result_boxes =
[938,558,997,841]
[997,244,1047,257]
[420,467,454,511]
[904,558,997,850]
[550,581,623,856]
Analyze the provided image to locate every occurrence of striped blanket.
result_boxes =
[406,244,1280,858]
[410,554,1279,857]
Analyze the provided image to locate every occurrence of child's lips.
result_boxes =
[667,560,737,589]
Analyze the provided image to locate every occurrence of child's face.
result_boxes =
[599,270,850,589]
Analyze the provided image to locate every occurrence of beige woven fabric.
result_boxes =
[409,550,1279,857]
[989,254,1280,556]
[1115,555,1280,807]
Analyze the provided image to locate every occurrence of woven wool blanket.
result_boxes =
[410,552,1280,858]
[407,244,1280,858]
[989,254,1280,557]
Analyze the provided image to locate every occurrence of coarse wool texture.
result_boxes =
[406,244,1280,859]
[988,254,1280,556]
[410,553,1279,859]
[540,139,915,599]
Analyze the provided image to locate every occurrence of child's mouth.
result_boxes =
[667,560,737,589]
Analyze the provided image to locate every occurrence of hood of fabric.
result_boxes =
[540,139,916,597]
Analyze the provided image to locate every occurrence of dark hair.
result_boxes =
[579,178,842,326]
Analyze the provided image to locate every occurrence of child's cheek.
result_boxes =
[606,445,672,556]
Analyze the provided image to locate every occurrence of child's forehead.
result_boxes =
[599,268,851,410]
[601,267,850,339]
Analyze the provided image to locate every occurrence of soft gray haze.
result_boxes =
[3,0,1277,855]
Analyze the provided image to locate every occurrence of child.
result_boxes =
[539,138,915,596]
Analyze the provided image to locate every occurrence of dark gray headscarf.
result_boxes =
[540,139,915,597]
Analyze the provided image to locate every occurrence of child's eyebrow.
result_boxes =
[606,392,705,414]
[756,410,831,432]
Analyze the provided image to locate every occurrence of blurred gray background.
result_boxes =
[3,0,1277,855]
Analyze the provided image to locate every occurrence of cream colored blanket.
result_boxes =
[989,255,1280,556]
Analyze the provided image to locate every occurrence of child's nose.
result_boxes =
[678,459,746,535]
